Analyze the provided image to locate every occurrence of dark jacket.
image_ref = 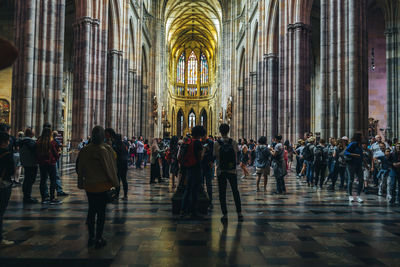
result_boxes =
[0,147,15,187]
[36,140,60,166]
[20,137,37,167]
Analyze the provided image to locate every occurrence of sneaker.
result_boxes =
[94,238,107,249]
[23,198,38,204]
[49,199,63,205]
[57,192,69,197]
[41,198,50,204]
[349,196,354,202]
[356,196,364,203]
[240,175,246,180]
[0,239,15,245]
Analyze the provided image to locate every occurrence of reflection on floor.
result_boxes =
[1,156,400,266]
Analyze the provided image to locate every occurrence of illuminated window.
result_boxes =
[177,53,185,84]
[200,53,208,84]
[0,99,10,124]
[189,111,196,129]
[188,51,197,85]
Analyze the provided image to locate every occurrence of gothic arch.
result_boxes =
[177,108,184,137]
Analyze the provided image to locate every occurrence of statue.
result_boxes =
[153,96,158,123]
[226,98,232,123]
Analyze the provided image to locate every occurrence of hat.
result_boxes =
[0,38,18,70]
[341,136,349,141]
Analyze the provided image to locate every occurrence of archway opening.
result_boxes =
[177,109,184,137]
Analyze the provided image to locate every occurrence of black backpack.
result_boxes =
[303,144,314,161]
[314,145,324,163]
[218,139,236,170]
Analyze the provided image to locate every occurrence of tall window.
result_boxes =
[177,53,185,84]
[189,111,196,129]
[200,53,208,84]
[188,51,197,85]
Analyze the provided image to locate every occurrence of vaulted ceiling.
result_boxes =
[164,0,222,60]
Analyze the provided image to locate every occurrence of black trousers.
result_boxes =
[218,172,242,215]
[23,166,38,199]
[314,163,327,187]
[117,160,128,197]
[86,191,107,240]
[0,185,12,242]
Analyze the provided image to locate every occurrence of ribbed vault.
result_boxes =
[164,0,222,59]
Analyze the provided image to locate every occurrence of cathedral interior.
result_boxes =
[1,0,400,266]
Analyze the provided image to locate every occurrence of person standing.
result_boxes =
[389,143,400,204]
[313,139,328,189]
[20,128,38,203]
[180,126,205,218]
[201,136,214,209]
[344,132,364,203]
[136,137,144,169]
[302,137,316,186]
[150,139,162,184]
[214,124,243,222]
[77,126,119,249]
[271,135,287,194]
[0,131,15,245]
[36,127,62,205]
[239,144,250,179]
[52,131,68,197]
[115,134,129,200]
[254,136,271,192]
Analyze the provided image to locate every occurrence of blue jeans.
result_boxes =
[39,164,58,200]
[305,160,314,184]
[347,164,363,196]
[181,167,202,214]
[136,153,143,169]
[389,170,400,203]
[327,159,336,181]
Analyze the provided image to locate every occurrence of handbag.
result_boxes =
[106,187,118,203]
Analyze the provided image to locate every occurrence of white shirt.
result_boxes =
[136,141,144,153]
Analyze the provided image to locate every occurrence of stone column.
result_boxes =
[266,53,279,141]
[294,22,311,140]
[72,16,92,142]
[106,49,119,129]
[12,0,65,134]
[385,27,399,138]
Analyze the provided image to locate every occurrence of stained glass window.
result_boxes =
[177,53,185,84]
[188,51,197,85]
[0,99,10,124]
[200,53,209,84]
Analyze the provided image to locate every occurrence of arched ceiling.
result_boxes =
[164,0,222,59]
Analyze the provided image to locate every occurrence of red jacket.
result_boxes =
[36,140,60,166]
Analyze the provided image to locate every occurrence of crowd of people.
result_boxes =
[1,120,400,249]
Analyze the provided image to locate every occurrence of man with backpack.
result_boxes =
[179,126,206,218]
[213,124,243,222]
[313,139,328,189]
[302,137,316,187]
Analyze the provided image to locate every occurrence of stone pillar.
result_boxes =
[266,53,279,142]
[72,16,92,142]
[294,22,311,140]
[348,0,367,137]
[12,0,65,134]
[386,27,399,138]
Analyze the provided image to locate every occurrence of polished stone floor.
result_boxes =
[1,155,400,267]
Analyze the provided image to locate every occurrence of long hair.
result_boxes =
[37,127,52,156]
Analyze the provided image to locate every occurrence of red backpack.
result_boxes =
[178,138,199,167]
